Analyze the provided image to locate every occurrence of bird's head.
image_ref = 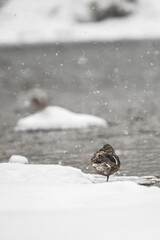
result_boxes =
[102,144,115,155]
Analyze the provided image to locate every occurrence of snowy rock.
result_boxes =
[9,155,29,164]
[76,0,137,22]
[15,106,107,131]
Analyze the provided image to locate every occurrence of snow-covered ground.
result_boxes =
[15,106,107,131]
[0,0,160,45]
[0,163,160,240]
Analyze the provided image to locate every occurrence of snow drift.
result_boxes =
[15,106,107,131]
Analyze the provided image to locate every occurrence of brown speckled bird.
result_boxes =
[90,144,121,182]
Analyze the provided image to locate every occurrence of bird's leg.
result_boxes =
[107,175,109,182]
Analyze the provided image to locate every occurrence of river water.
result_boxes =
[0,40,160,184]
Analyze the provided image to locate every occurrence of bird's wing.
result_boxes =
[91,151,120,166]
[98,152,119,166]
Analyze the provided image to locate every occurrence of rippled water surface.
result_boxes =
[0,40,160,184]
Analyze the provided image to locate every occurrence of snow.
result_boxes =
[15,106,107,131]
[0,163,160,240]
[8,155,28,164]
[0,0,160,45]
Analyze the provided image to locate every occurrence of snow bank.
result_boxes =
[0,163,160,211]
[0,163,160,240]
[0,0,160,45]
[15,106,107,131]
[8,155,28,164]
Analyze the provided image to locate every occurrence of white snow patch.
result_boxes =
[0,163,160,240]
[15,106,107,131]
[0,0,160,44]
[8,155,28,164]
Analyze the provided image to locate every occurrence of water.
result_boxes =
[0,40,160,182]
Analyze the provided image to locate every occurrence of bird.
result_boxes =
[28,88,49,112]
[90,144,121,182]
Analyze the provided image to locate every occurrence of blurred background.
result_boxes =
[0,0,160,177]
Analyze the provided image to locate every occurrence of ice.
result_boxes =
[15,106,107,131]
[0,163,160,240]
[8,155,28,164]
